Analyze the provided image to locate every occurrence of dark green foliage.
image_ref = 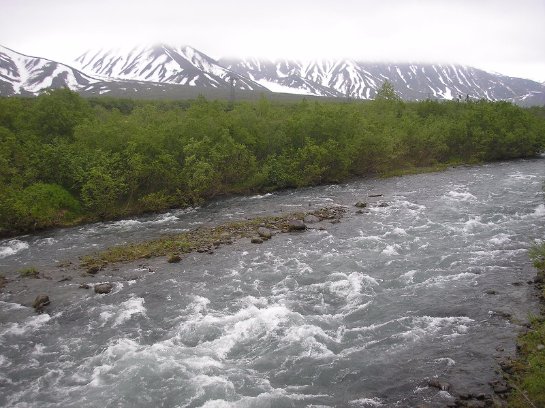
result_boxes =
[1,183,81,232]
[0,89,544,235]
[375,80,401,101]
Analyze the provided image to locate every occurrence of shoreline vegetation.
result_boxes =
[507,243,545,407]
[80,206,346,270]
[1,89,545,238]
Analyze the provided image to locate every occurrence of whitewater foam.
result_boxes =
[0,239,29,258]
[98,297,146,327]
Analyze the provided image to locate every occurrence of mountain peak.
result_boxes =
[73,45,263,90]
[0,45,97,95]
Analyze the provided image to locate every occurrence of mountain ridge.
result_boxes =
[1,43,544,106]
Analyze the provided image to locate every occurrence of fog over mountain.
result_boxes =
[2,44,544,106]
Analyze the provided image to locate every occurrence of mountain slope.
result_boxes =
[74,44,265,91]
[220,58,545,104]
[0,45,99,96]
[1,44,543,105]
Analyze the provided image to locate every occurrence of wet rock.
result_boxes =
[369,193,383,198]
[167,254,181,263]
[257,227,272,239]
[330,219,340,224]
[377,202,389,207]
[492,310,512,320]
[303,215,320,224]
[58,276,72,282]
[94,283,113,294]
[456,393,490,404]
[355,209,365,214]
[511,281,523,286]
[79,284,90,289]
[489,380,510,394]
[355,201,367,208]
[251,237,263,244]
[428,378,451,391]
[463,401,487,408]
[87,265,100,275]
[498,359,515,375]
[287,220,306,231]
[32,294,50,311]
[534,271,545,284]
[484,289,497,295]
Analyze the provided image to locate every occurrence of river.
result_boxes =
[1,158,544,407]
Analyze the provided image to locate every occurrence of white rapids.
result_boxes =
[1,157,544,407]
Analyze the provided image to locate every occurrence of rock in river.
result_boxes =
[94,283,114,294]
[257,227,272,239]
[303,215,321,224]
[287,219,306,231]
[32,294,50,311]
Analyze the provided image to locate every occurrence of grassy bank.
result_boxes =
[508,243,545,407]
[1,90,544,237]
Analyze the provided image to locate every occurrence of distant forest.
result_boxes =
[1,88,544,235]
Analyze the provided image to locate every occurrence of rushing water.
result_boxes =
[1,159,544,407]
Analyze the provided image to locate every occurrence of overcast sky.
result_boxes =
[1,0,544,82]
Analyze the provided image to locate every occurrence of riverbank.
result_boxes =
[2,91,544,239]
[0,160,459,239]
[507,243,545,407]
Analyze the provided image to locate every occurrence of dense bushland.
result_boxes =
[1,89,544,235]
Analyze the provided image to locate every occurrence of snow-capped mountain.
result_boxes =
[1,44,544,106]
[0,45,100,96]
[74,44,265,91]
[220,57,545,104]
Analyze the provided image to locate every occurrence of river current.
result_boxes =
[1,158,544,407]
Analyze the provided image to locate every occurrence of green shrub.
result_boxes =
[18,267,39,278]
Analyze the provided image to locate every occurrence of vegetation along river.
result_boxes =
[0,157,544,407]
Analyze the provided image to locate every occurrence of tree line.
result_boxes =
[1,88,544,235]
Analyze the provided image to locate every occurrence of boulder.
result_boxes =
[489,380,510,394]
[94,283,114,294]
[167,254,181,263]
[428,379,451,391]
[304,215,321,224]
[287,219,306,231]
[32,294,50,311]
[355,202,367,208]
[257,227,272,239]
[251,237,263,244]
[87,265,100,275]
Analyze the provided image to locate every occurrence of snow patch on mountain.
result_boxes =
[0,44,98,95]
[74,44,264,91]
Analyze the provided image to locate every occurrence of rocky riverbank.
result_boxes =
[504,244,545,407]
[0,205,347,314]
